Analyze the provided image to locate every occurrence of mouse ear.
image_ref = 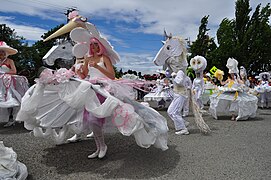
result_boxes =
[85,23,100,37]
[70,27,91,43]
[72,43,89,58]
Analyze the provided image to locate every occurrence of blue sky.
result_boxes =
[1,0,270,74]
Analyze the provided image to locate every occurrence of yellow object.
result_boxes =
[214,69,224,81]
[210,66,218,75]
[233,91,238,101]
[216,91,223,97]
[228,80,234,88]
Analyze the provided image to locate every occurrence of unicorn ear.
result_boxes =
[72,43,89,58]
[70,27,91,43]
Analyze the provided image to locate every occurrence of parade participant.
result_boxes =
[209,58,258,121]
[0,41,28,127]
[254,72,271,108]
[153,31,210,135]
[239,66,250,87]
[0,42,17,75]
[190,55,207,109]
[17,12,169,159]
[143,70,173,109]
[73,37,115,158]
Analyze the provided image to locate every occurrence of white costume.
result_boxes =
[167,70,190,133]
[209,58,258,120]
[254,72,271,108]
[0,42,28,125]
[190,56,207,109]
[17,14,168,153]
[153,33,210,134]
[0,141,28,180]
[143,76,173,108]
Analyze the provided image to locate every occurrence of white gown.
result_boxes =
[17,64,169,150]
[0,65,29,122]
[143,78,173,108]
[209,80,258,120]
[254,80,271,108]
[0,141,28,180]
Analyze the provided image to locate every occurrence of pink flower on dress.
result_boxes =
[36,68,55,84]
[54,68,75,83]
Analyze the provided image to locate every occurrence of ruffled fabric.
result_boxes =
[209,90,258,120]
[0,74,28,122]
[17,68,168,150]
[0,141,28,180]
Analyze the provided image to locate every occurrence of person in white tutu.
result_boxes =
[254,72,271,108]
[0,41,28,127]
[17,11,169,159]
[209,58,258,121]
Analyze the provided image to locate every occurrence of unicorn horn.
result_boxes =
[44,21,79,42]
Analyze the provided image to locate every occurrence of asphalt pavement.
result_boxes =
[1,108,271,180]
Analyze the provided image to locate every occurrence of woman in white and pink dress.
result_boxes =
[0,41,28,127]
[17,16,168,159]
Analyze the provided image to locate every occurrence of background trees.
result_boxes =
[190,0,271,75]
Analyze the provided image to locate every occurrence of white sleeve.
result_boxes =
[174,70,185,85]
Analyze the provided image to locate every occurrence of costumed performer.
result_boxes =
[17,11,169,159]
[209,58,258,121]
[0,41,28,127]
[153,31,210,135]
[190,55,207,109]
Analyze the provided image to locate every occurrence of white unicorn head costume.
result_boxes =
[190,55,207,77]
[226,58,239,74]
[153,32,188,74]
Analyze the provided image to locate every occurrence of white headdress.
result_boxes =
[70,27,120,65]
[258,72,271,81]
[190,55,207,73]
[226,58,239,74]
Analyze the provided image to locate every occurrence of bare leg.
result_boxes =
[4,108,15,127]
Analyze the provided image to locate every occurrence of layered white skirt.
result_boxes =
[209,91,258,120]
[16,77,168,150]
[0,74,28,122]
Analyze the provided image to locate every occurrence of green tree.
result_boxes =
[214,0,271,75]
[0,24,33,77]
[189,15,217,70]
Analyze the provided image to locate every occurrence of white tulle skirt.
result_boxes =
[16,77,168,150]
[0,141,28,180]
[0,75,28,122]
[209,91,258,120]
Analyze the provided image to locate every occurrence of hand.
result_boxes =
[88,60,98,68]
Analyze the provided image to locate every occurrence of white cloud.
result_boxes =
[1,0,270,73]
[0,16,47,41]
[2,0,269,42]
[116,52,161,74]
